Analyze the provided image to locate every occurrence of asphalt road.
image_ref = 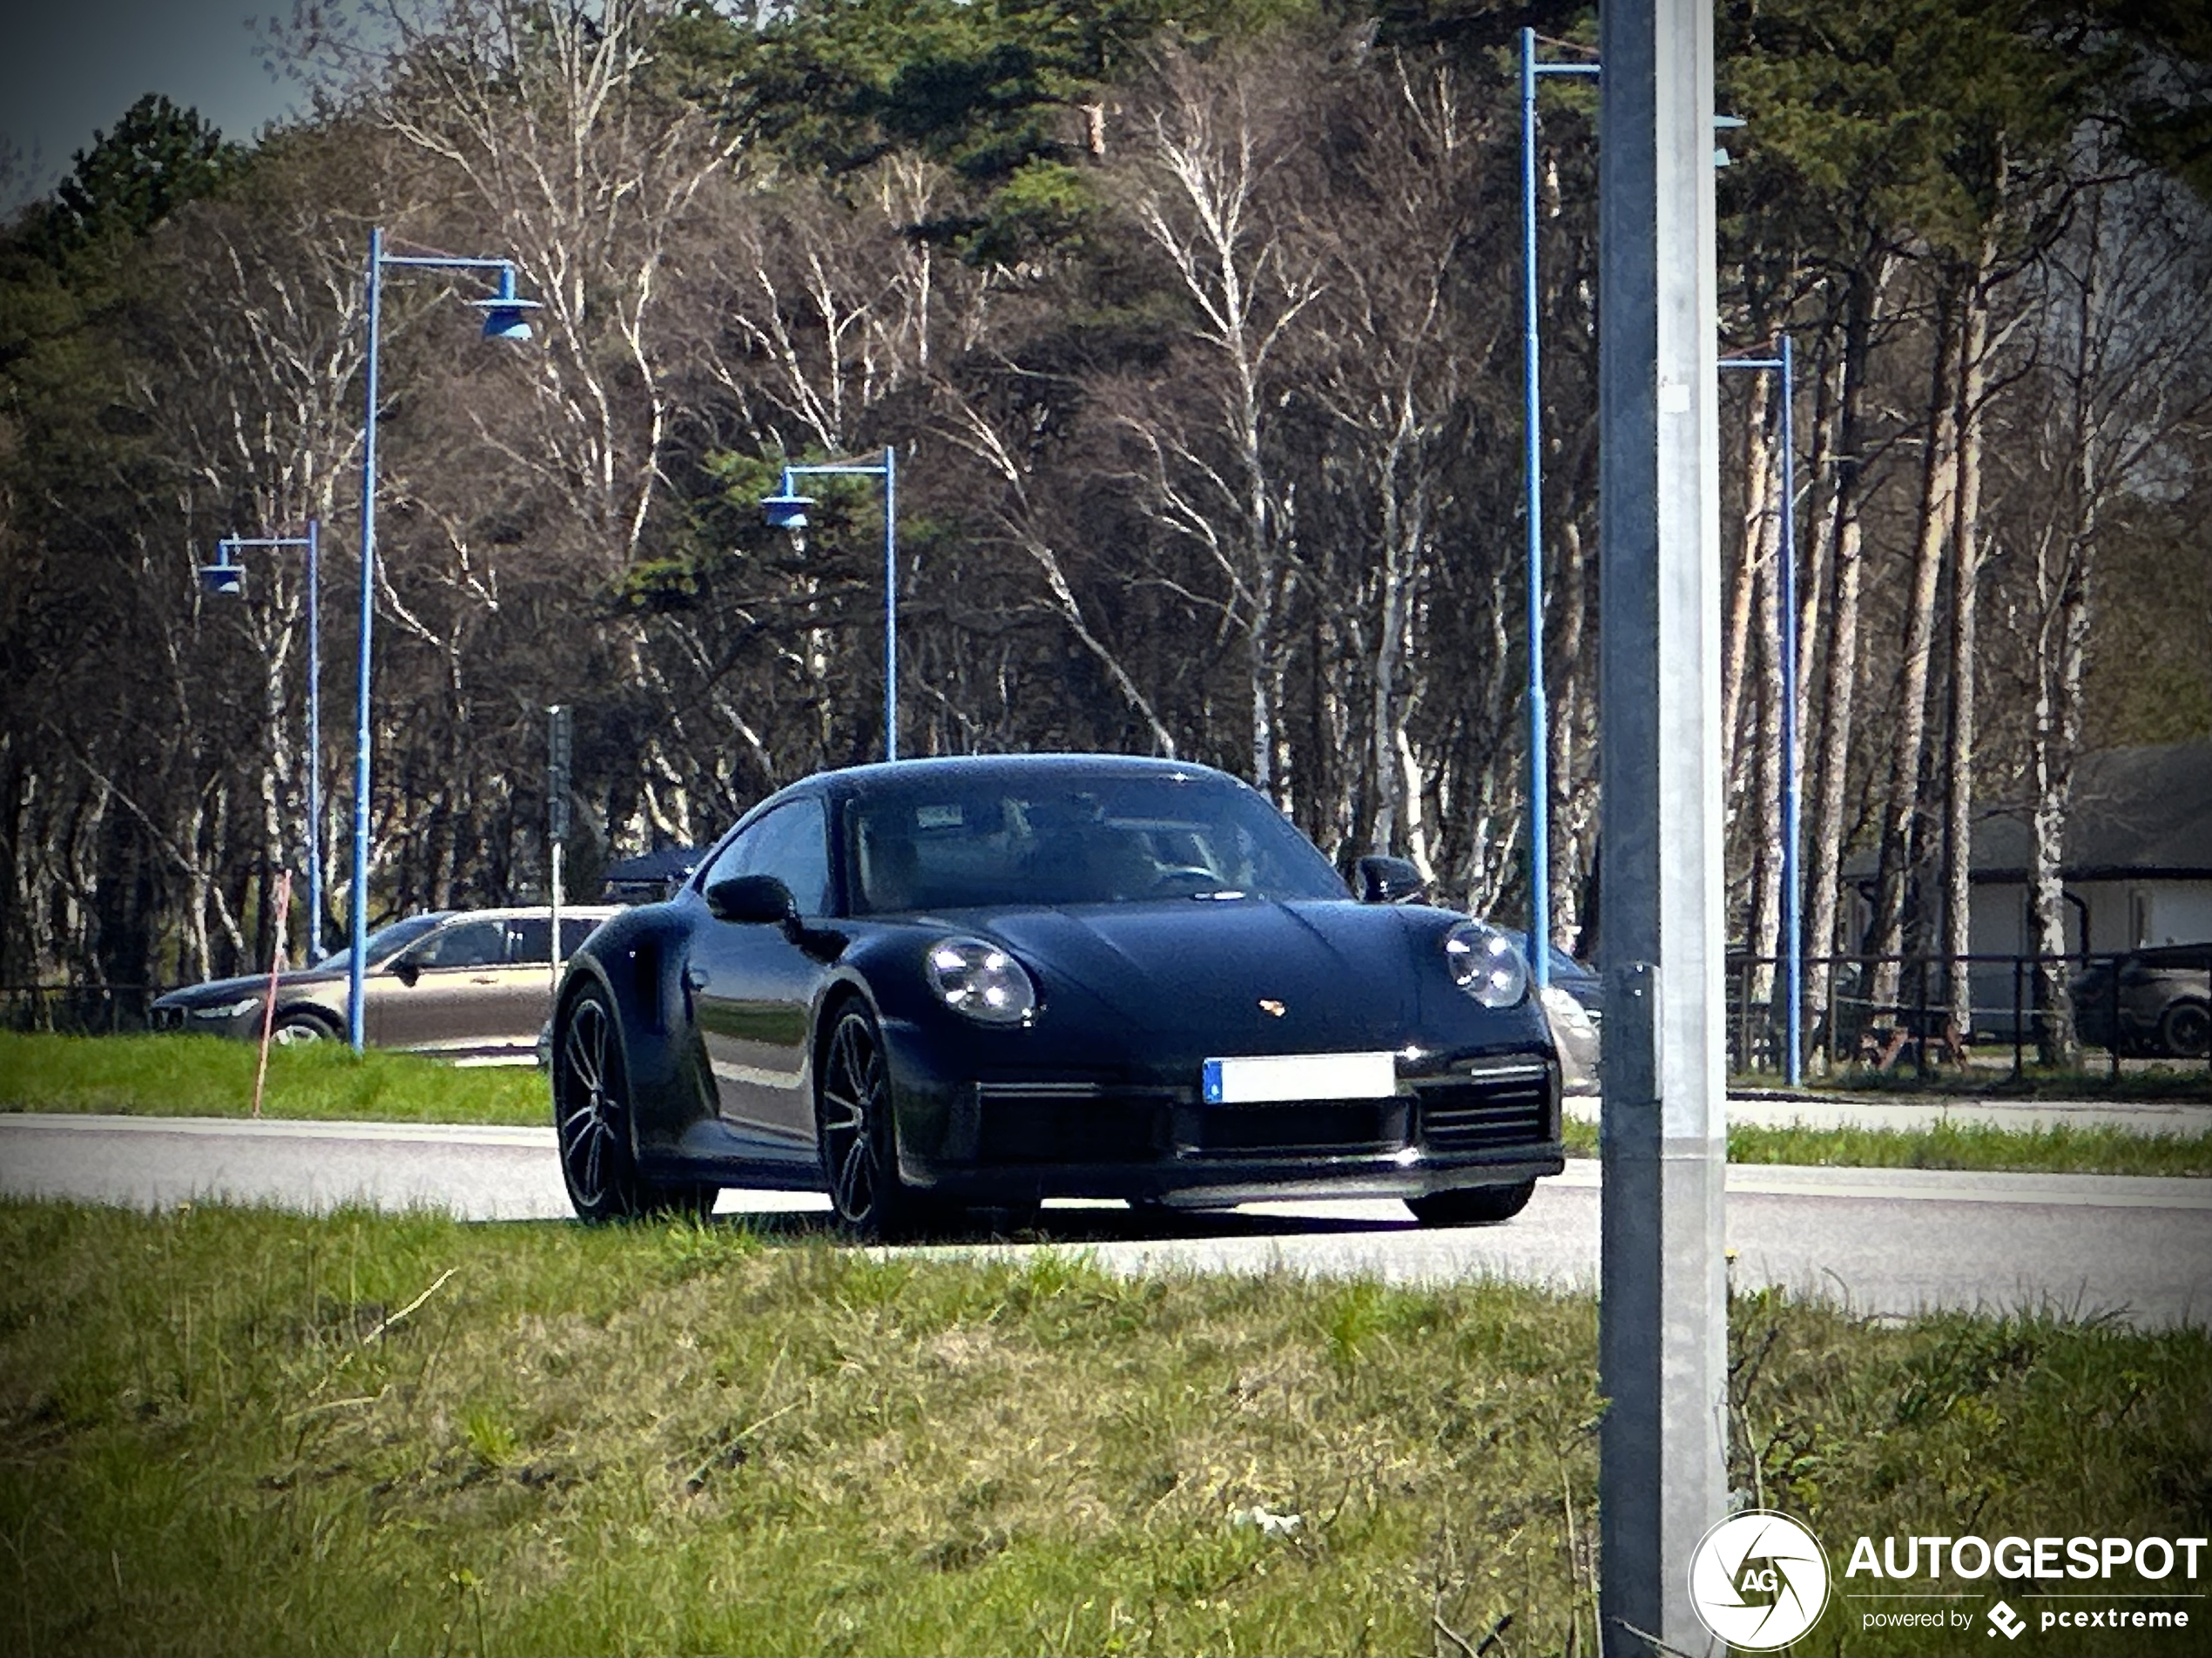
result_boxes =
[3,1113,2208,1327]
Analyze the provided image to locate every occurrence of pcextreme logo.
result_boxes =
[1688,1510,1831,1651]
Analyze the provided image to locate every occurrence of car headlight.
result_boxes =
[1444,922,1528,1008]
[190,995,265,1021]
[925,938,1037,1025]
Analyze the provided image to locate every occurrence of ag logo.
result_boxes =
[1688,1510,1831,1651]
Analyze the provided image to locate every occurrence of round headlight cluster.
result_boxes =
[926,938,1037,1025]
[1444,922,1529,1008]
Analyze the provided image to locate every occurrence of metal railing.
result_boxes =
[1720,948,2212,1083]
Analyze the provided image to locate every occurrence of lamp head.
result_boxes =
[762,468,815,529]
[472,265,541,341]
[199,560,245,597]
[762,490,814,529]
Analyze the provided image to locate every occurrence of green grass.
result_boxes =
[1765,1064,2212,1102]
[0,1032,547,1124]
[1727,1117,2212,1177]
[0,1202,2203,1656]
[1560,1111,2212,1176]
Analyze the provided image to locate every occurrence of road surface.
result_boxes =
[2,1113,2206,1326]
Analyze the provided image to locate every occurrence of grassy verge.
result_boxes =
[2,1202,2204,1656]
[1726,1117,2212,1177]
[1761,1065,2212,1102]
[1559,1112,2212,1176]
[0,1032,546,1125]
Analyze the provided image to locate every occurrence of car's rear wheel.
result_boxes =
[817,1003,930,1239]
[271,1008,338,1045]
[1407,1180,1536,1227]
[2161,1000,2210,1060]
[554,984,712,1223]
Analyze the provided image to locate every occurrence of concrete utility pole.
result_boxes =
[1595,0,1729,1652]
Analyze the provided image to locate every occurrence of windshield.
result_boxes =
[846,771,1348,914]
[313,913,444,971]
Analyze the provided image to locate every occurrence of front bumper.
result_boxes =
[879,1021,1565,1205]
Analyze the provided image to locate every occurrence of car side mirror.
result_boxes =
[1356,854,1426,905]
[391,957,421,987]
[706,873,799,929]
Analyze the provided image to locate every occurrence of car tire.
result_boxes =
[271,1009,339,1045]
[1406,1180,1537,1227]
[816,1001,932,1239]
[553,983,713,1223]
[2161,1001,2210,1061]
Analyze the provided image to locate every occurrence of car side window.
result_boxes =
[702,799,833,915]
[408,918,504,970]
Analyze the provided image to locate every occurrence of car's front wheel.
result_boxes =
[1407,1180,1537,1227]
[2161,1000,2210,1060]
[271,1008,339,1045]
[817,1002,931,1239]
[553,983,712,1223]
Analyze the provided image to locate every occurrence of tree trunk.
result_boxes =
[1942,249,1996,1043]
[1804,257,1888,1059]
[1868,281,1961,1010]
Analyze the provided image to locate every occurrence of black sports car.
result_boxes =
[550,754,1564,1234]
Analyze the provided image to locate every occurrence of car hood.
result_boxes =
[154,967,343,1008]
[972,899,1425,1051]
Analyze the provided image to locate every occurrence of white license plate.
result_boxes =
[1201,1051,1398,1104]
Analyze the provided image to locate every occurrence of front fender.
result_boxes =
[556,910,715,1161]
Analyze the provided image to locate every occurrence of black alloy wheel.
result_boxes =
[817,1002,926,1238]
[1406,1180,1537,1227]
[554,983,711,1223]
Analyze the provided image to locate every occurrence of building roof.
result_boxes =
[1973,743,2212,880]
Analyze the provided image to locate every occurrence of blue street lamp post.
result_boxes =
[1521,28,1601,992]
[1720,335,1802,1084]
[762,448,901,761]
[199,520,325,960]
[348,229,540,1051]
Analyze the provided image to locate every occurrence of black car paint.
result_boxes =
[554,755,1564,1210]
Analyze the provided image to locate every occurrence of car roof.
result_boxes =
[821,752,1240,796]
[423,905,624,921]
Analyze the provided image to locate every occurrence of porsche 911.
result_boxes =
[550,753,1563,1233]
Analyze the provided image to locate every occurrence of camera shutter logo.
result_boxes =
[1688,1510,1831,1651]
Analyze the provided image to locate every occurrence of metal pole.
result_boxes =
[883,444,899,763]
[349,230,382,1054]
[1521,27,1551,990]
[1597,0,1728,1648]
[1514,33,1598,984]
[1778,334,1801,1085]
[305,518,323,962]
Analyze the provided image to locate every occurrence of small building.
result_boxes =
[1968,741,2212,960]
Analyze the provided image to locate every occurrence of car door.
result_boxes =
[688,798,835,1142]
[365,917,508,1054]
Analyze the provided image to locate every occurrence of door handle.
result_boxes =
[470,975,498,984]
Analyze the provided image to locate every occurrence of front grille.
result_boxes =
[1187,1101,1400,1156]
[975,1088,1164,1164]
[1418,1071,1552,1153]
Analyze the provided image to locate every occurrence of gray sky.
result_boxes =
[1,0,307,207]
